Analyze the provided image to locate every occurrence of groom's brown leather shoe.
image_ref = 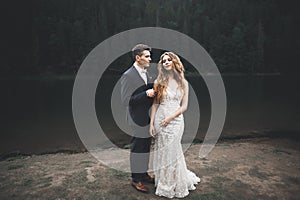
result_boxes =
[131,181,149,193]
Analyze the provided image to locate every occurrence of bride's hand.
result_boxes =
[161,117,172,127]
[149,124,155,138]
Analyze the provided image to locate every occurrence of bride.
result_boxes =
[150,52,200,198]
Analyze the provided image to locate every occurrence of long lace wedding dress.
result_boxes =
[153,84,200,198]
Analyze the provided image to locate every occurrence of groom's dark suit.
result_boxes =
[121,66,153,182]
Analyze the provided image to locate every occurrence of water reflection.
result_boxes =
[1,74,299,154]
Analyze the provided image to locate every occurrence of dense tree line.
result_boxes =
[3,0,299,75]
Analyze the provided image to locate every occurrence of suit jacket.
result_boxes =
[121,66,153,128]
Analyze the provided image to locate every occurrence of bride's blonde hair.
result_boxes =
[155,52,185,103]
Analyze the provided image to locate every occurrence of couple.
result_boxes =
[121,44,200,198]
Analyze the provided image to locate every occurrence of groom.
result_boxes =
[120,44,155,193]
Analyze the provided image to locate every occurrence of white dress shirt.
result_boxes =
[134,64,147,85]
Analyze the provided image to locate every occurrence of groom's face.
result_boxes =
[136,50,151,68]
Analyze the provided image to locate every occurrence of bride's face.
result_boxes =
[162,55,173,71]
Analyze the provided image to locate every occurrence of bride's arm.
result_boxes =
[162,79,189,126]
[149,81,159,137]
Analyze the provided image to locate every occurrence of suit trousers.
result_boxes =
[130,135,152,182]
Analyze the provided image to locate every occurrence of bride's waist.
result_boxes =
[159,103,180,108]
[156,106,183,119]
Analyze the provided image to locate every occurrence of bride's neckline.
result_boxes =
[167,79,179,93]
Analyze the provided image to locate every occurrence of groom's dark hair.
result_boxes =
[132,44,151,60]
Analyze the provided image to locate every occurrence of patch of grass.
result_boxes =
[189,192,223,200]
[206,177,256,200]
[0,176,6,183]
[198,167,222,175]
[80,160,96,165]
[249,166,268,179]
[201,192,223,200]
[107,169,130,180]
[104,189,140,200]
[63,170,88,186]
[79,160,96,167]
[88,191,105,200]
[92,172,103,179]
[4,155,27,162]
[208,176,231,195]
[211,176,231,184]
[231,180,249,188]
[249,154,264,161]
[51,186,68,198]
[201,160,237,174]
[285,176,300,185]
[215,143,230,147]
[272,148,291,155]
[85,179,102,190]
[225,192,257,200]
[7,164,24,170]
[223,160,238,168]
[37,177,52,188]
[195,178,244,200]
[22,178,34,187]
[20,177,52,189]
[57,166,67,170]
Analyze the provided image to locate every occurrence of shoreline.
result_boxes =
[1,130,299,160]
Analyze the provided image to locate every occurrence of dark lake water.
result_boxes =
[1,74,299,154]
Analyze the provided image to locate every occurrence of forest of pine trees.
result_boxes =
[3,0,299,75]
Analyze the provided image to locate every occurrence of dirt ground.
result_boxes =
[0,137,299,200]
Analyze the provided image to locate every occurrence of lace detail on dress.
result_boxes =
[153,85,200,199]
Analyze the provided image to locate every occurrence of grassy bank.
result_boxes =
[0,137,299,200]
